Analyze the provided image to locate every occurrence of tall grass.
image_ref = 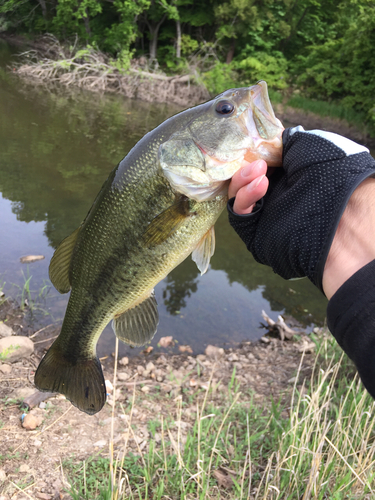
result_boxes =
[63,335,375,499]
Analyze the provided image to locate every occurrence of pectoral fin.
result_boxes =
[49,227,81,293]
[142,196,192,247]
[192,226,215,275]
[112,291,159,347]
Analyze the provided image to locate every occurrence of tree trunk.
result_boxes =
[176,19,181,58]
[146,14,166,61]
[83,8,91,37]
[226,38,236,64]
[37,0,47,19]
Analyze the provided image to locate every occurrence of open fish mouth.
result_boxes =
[246,80,284,146]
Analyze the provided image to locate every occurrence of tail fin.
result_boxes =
[34,343,106,415]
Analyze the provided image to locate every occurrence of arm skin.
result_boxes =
[228,161,375,298]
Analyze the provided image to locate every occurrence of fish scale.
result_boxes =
[35,82,284,414]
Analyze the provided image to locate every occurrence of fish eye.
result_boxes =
[215,100,235,116]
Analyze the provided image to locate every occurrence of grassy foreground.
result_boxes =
[62,335,375,500]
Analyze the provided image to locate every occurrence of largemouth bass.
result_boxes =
[35,81,284,415]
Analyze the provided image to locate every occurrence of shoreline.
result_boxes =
[2,32,374,149]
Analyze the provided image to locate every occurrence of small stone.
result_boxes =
[119,356,129,366]
[0,322,14,338]
[161,383,172,393]
[260,336,270,344]
[20,255,45,264]
[141,385,150,393]
[22,412,43,430]
[205,345,225,360]
[94,439,106,447]
[159,336,174,348]
[33,439,42,447]
[0,336,34,362]
[19,464,30,473]
[146,362,155,372]
[137,365,145,375]
[105,380,113,393]
[156,355,167,364]
[117,372,130,381]
[196,354,206,362]
[227,353,239,362]
[39,402,47,409]
[36,493,51,500]
[0,469,6,481]
[0,363,12,374]
[178,345,193,354]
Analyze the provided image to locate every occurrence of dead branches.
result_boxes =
[12,35,210,107]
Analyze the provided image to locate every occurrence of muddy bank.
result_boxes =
[0,295,319,499]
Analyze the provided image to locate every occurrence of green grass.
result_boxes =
[62,335,375,499]
[286,95,368,131]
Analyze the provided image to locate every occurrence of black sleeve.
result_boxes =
[327,259,375,399]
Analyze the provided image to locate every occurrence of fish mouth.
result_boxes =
[245,81,284,166]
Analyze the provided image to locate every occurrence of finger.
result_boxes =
[233,174,269,215]
[228,159,268,199]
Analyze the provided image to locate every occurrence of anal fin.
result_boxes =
[112,291,159,347]
[192,226,215,275]
[49,227,81,294]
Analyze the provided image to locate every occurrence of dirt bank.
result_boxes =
[0,296,318,499]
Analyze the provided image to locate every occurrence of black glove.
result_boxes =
[228,126,375,293]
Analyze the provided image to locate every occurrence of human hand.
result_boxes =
[228,126,375,293]
[228,159,269,215]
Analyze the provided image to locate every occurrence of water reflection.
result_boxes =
[0,42,330,356]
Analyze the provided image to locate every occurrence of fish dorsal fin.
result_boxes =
[192,226,215,275]
[49,227,81,294]
[142,196,191,248]
[112,291,159,347]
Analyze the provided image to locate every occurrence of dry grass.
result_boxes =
[63,335,375,499]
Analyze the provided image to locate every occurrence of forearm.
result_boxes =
[327,259,375,398]
[322,177,375,299]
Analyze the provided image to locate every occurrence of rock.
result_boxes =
[227,353,239,362]
[39,402,47,409]
[105,380,113,393]
[17,387,36,400]
[0,363,12,374]
[119,356,129,366]
[117,372,130,381]
[20,255,45,264]
[196,354,206,362]
[19,464,30,473]
[205,345,225,360]
[260,336,270,344]
[178,345,193,354]
[137,365,145,375]
[32,439,42,447]
[146,362,155,372]
[35,493,51,500]
[0,322,14,338]
[0,469,6,481]
[93,439,106,447]
[22,411,43,430]
[159,336,174,348]
[141,385,150,393]
[0,336,34,362]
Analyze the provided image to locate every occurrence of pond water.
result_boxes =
[0,40,329,357]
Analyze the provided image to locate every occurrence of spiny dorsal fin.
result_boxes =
[34,341,106,415]
[192,226,215,275]
[49,227,81,293]
[141,196,191,248]
[112,292,159,347]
